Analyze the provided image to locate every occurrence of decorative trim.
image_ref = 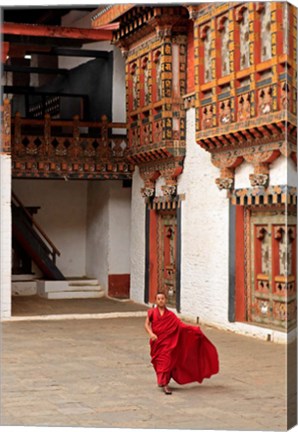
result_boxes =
[229,185,297,206]
[147,194,185,210]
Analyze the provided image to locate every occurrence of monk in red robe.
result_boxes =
[145,292,219,394]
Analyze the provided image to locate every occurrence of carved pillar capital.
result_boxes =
[249,163,269,187]
[215,167,235,190]
[159,164,183,197]
[244,150,280,188]
[212,155,243,191]
[140,169,160,199]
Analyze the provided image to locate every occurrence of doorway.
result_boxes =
[145,205,181,311]
[249,208,296,329]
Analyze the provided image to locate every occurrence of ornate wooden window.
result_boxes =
[239,8,250,70]
[141,56,150,106]
[218,17,230,77]
[130,62,139,110]
[260,2,272,62]
[153,50,162,101]
[201,25,212,83]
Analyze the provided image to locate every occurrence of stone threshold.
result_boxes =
[2,311,148,322]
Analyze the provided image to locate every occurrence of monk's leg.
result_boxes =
[156,372,172,394]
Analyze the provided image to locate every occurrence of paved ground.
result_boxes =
[1,298,296,431]
[12,295,149,316]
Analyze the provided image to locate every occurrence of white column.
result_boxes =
[0,154,12,319]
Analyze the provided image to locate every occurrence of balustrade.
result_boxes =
[10,113,132,179]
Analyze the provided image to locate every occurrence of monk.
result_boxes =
[145,291,219,395]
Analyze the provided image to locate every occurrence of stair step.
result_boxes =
[12,274,38,282]
[45,290,105,300]
[37,279,105,299]
[68,280,99,287]
[37,280,103,293]
[12,281,37,296]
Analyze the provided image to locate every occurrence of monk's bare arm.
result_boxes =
[144,316,158,341]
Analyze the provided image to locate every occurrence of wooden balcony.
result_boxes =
[10,113,134,180]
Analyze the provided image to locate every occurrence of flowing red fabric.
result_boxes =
[148,307,219,386]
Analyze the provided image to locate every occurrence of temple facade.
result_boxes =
[1,3,297,342]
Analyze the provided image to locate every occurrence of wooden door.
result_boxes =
[250,209,296,329]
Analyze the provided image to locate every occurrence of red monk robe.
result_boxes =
[148,306,219,387]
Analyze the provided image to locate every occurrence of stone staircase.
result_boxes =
[12,274,38,296]
[12,275,104,299]
[37,279,104,299]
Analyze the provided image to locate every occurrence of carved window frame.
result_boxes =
[200,24,212,83]
[236,6,250,71]
[219,15,230,77]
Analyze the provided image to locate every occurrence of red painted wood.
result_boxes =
[149,209,158,303]
[2,42,9,63]
[2,22,113,41]
[108,274,130,298]
[271,225,280,293]
[187,23,195,93]
[235,205,246,322]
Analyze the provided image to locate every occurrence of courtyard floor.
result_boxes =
[1,296,296,430]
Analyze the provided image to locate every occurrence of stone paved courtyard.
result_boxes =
[1,302,296,431]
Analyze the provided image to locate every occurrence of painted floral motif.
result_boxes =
[240,8,250,69]
[258,87,272,115]
[219,100,232,124]
[202,105,213,129]
[238,93,251,121]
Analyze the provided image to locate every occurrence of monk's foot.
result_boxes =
[163,386,172,395]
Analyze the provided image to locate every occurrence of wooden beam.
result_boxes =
[1,22,113,41]
[3,86,87,97]
[4,64,69,75]
[27,47,110,59]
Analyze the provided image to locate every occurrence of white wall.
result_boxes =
[12,179,88,277]
[86,181,131,291]
[86,181,110,288]
[234,154,296,189]
[270,154,296,187]
[0,154,12,318]
[129,167,146,304]
[234,161,252,189]
[109,183,131,274]
[177,108,230,325]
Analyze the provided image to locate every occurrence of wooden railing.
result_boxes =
[10,113,133,179]
[1,98,11,153]
[12,191,61,264]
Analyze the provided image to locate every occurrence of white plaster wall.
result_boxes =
[177,108,230,326]
[130,167,146,304]
[12,179,88,277]
[155,176,166,197]
[234,161,252,189]
[109,183,131,274]
[0,155,12,318]
[86,181,110,289]
[270,155,296,186]
[86,181,131,290]
[234,155,296,189]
